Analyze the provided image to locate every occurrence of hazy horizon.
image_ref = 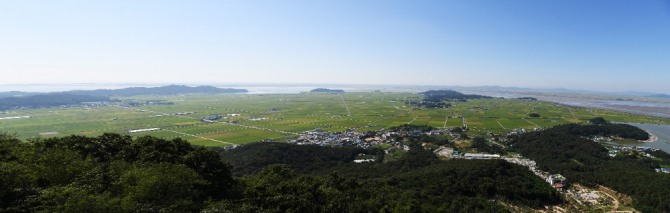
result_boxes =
[2,1,670,93]
[1,82,668,95]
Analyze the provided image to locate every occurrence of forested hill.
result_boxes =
[420,90,492,100]
[508,122,670,212]
[0,133,561,212]
[66,85,248,96]
[0,93,110,110]
[0,133,236,212]
[550,122,649,140]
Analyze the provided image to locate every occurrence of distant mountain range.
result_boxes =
[0,85,248,110]
[66,85,248,96]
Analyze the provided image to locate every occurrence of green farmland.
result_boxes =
[2,92,669,146]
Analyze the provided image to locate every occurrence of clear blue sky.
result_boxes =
[1,0,669,93]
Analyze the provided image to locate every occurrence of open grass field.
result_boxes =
[2,92,670,146]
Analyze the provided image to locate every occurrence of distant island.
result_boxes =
[0,85,247,110]
[420,90,492,100]
[518,97,538,101]
[309,88,345,94]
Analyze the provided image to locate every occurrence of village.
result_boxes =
[287,125,651,211]
[590,136,670,173]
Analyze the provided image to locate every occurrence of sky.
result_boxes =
[1,0,669,93]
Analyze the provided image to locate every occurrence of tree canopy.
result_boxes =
[0,132,561,212]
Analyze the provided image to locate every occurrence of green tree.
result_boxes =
[589,117,608,125]
[119,163,207,212]
[35,186,122,213]
[28,148,96,187]
[182,147,236,199]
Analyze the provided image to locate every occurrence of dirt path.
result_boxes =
[340,95,351,116]
[598,186,621,212]
[568,107,578,120]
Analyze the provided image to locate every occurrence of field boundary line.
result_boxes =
[162,129,234,145]
[496,120,507,129]
[407,116,417,124]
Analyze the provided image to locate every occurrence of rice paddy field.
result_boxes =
[2,92,670,146]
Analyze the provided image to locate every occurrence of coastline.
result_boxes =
[642,131,659,143]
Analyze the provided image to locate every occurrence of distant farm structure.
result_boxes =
[0,115,31,120]
[129,128,161,133]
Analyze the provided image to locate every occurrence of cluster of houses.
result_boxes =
[603,144,658,158]
[202,115,223,122]
[289,129,375,148]
[289,128,451,149]
[200,113,244,123]
[292,126,520,162]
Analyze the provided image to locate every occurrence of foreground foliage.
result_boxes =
[0,133,234,212]
[0,132,561,212]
